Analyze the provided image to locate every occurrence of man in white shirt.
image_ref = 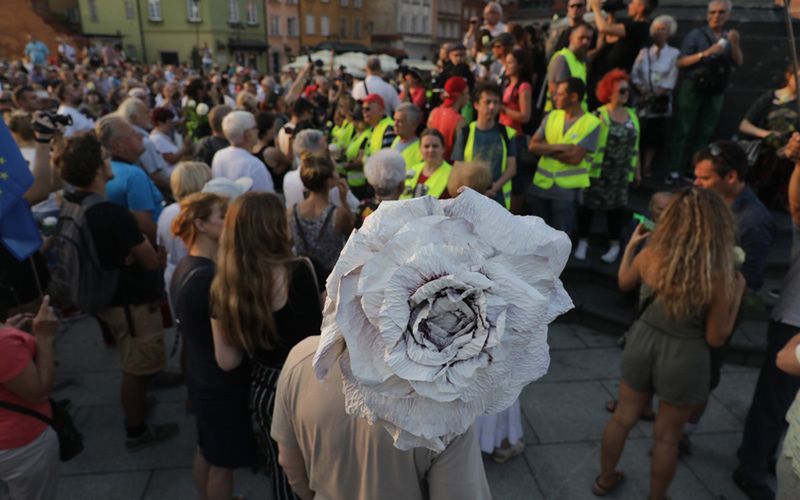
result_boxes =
[115,97,171,193]
[481,2,507,37]
[351,56,401,116]
[55,82,94,138]
[57,37,77,64]
[211,111,274,192]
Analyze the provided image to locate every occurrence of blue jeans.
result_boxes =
[533,196,577,234]
[738,320,800,485]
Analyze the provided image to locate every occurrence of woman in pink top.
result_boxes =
[499,49,533,135]
[0,297,60,500]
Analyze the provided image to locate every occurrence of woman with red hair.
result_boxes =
[573,69,641,264]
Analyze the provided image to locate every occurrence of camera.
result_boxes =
[32,111,72,135]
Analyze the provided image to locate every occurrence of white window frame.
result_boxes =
[246,0,258,25]
[340,0,349,6]
[354,18,361,38]
[320,15,330,35]
[147,0,162,21]
[287,16,298,36]
[186,0,201,22]
[88,0,99,22]
[228,0,241,23]
[124,0,134,19]
[354,0,362,7]
[305,14,315,35]
[270,15,280,35]
[339,17,347,38]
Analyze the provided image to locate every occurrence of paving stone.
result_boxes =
[59,403,195,476]
[55,470,151,500]
[712,369,759,422]
[539,347,621,383]
[547,322,586,350]
[141,467,270,500]
[526,438,714,500]
[680,433,774,500]
[571,323,622,348]
[520,381,642,444]
[482,454,544,500]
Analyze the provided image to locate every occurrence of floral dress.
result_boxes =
[583,114,637,211]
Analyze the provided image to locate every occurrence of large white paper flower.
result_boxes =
[313,189,573,451]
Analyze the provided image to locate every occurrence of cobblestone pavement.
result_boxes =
[33,317,768,499]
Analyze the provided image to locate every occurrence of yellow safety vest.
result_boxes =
[463,122,516,210]
[545,48,588,112]
[533,110,601,190]
[590,106,640,182]
[332,120,355,150]
[391,137,423,168]
[401,161,453,199]
[343,129,371,187]
[366,117,395,157]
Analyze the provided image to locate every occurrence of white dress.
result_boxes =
[475,398,524,453]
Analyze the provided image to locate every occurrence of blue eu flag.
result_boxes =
[0,120,42,260]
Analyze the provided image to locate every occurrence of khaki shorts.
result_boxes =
[98,304,166,376]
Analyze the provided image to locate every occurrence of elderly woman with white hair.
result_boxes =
[210,110,274,192]
[355,149,407,227]
[631,14,680,177]
[115,96,172,192]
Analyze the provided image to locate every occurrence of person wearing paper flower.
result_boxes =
[271,189,573,499]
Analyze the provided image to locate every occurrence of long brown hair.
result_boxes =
[210,192,295,353]
[648,188,736,319]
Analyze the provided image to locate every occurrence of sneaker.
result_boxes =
[573,239,589,261]
[492,440,525,463]
[732,468,775,500]
[601,244,620,264]
[125,422,179,452]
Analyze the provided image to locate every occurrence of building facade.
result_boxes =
[298,0,370,49]
[77,0,269,72]
[266,0,301,74]
[368,0,461,60]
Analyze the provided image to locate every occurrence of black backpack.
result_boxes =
[691,30,732,96]
[47,194,118,313]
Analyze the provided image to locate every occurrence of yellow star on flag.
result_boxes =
[0,171,7,180]
[0,157,5,165]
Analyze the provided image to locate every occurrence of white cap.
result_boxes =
[202,177,253,199]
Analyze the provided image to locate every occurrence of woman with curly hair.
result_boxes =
[574,69,640,263]
[210,192,322,500]
[594,187,746,499]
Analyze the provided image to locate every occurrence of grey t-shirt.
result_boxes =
[772,223,800,328]
[531,111,600,200]
[451,125,517,205]
[548,54,572,84]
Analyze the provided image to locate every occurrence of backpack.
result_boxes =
[691,30,732,96]
[47,194,118,314]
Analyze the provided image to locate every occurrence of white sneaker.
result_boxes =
[601,244,620,263]
[573,239,589,260]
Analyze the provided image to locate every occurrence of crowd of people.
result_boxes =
[1,1,800,499]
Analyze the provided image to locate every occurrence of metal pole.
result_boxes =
[783,0,800,119]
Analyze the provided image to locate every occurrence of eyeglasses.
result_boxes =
[568,3,585,9]
[618,88,630,94]
[707,141,735,173]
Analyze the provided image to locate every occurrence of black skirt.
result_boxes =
[194,392,256,469]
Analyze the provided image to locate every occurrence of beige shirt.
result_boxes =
[272,336,492,500]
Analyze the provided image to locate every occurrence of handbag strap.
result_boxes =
[646,47,654,93]
[0,400,54,427]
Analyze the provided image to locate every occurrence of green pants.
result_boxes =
[669,79,725,175]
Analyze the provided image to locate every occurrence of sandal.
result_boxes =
[592,470,625,496]
[604,400,656,422]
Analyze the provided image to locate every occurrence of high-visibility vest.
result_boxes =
[401,161,453,199]
[343,129,371,187]
[332,120,355,150]
[590,106,640,182]
[392,137,423,168]
[545,48,588,112]
[462,122,516,210]
[533,110,601,190]
[366,117,394,157]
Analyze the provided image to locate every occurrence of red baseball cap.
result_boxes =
[361,93,385,108]
[444,77,468,97]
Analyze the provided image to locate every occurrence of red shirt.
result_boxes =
[499,82,532,135]
[428,105,462,161]
[399,87,426,109]
[0,327,50,449]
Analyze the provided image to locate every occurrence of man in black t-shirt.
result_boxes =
[589,0,655,72]
[59,132,178,451]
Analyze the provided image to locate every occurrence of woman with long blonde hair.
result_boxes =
[210,192,321,500]
[594,187,745,500]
